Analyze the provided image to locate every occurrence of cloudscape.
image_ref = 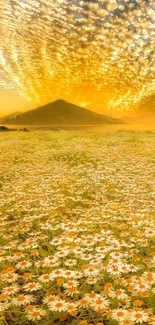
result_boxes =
[0,0,155,116]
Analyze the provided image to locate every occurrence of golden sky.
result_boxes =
[0,0,155,117]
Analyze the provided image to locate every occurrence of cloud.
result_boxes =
[0,0,155,113]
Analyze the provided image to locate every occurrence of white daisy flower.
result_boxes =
[12,294,35,306]
[16,260,32,270]
[39,273,52,283]
[26,308,46,321]
[2,285,20,295]
[23,282,42,292]
[48,299,69,312]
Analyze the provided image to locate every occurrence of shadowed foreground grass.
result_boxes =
[0,131,155,325]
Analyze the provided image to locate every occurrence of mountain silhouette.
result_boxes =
[1,100,124,125]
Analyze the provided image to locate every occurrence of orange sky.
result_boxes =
[0,0,154,118]
[0,88,34,117]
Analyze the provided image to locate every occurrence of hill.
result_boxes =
[0,126,17,132]
[1,100,124,125]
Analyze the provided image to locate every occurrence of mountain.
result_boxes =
[0,112,22,123]
[122,95,155,125]
[122,113,155,125]
[1,100,124,125]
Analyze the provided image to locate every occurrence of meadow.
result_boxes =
[0,130,155,325]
